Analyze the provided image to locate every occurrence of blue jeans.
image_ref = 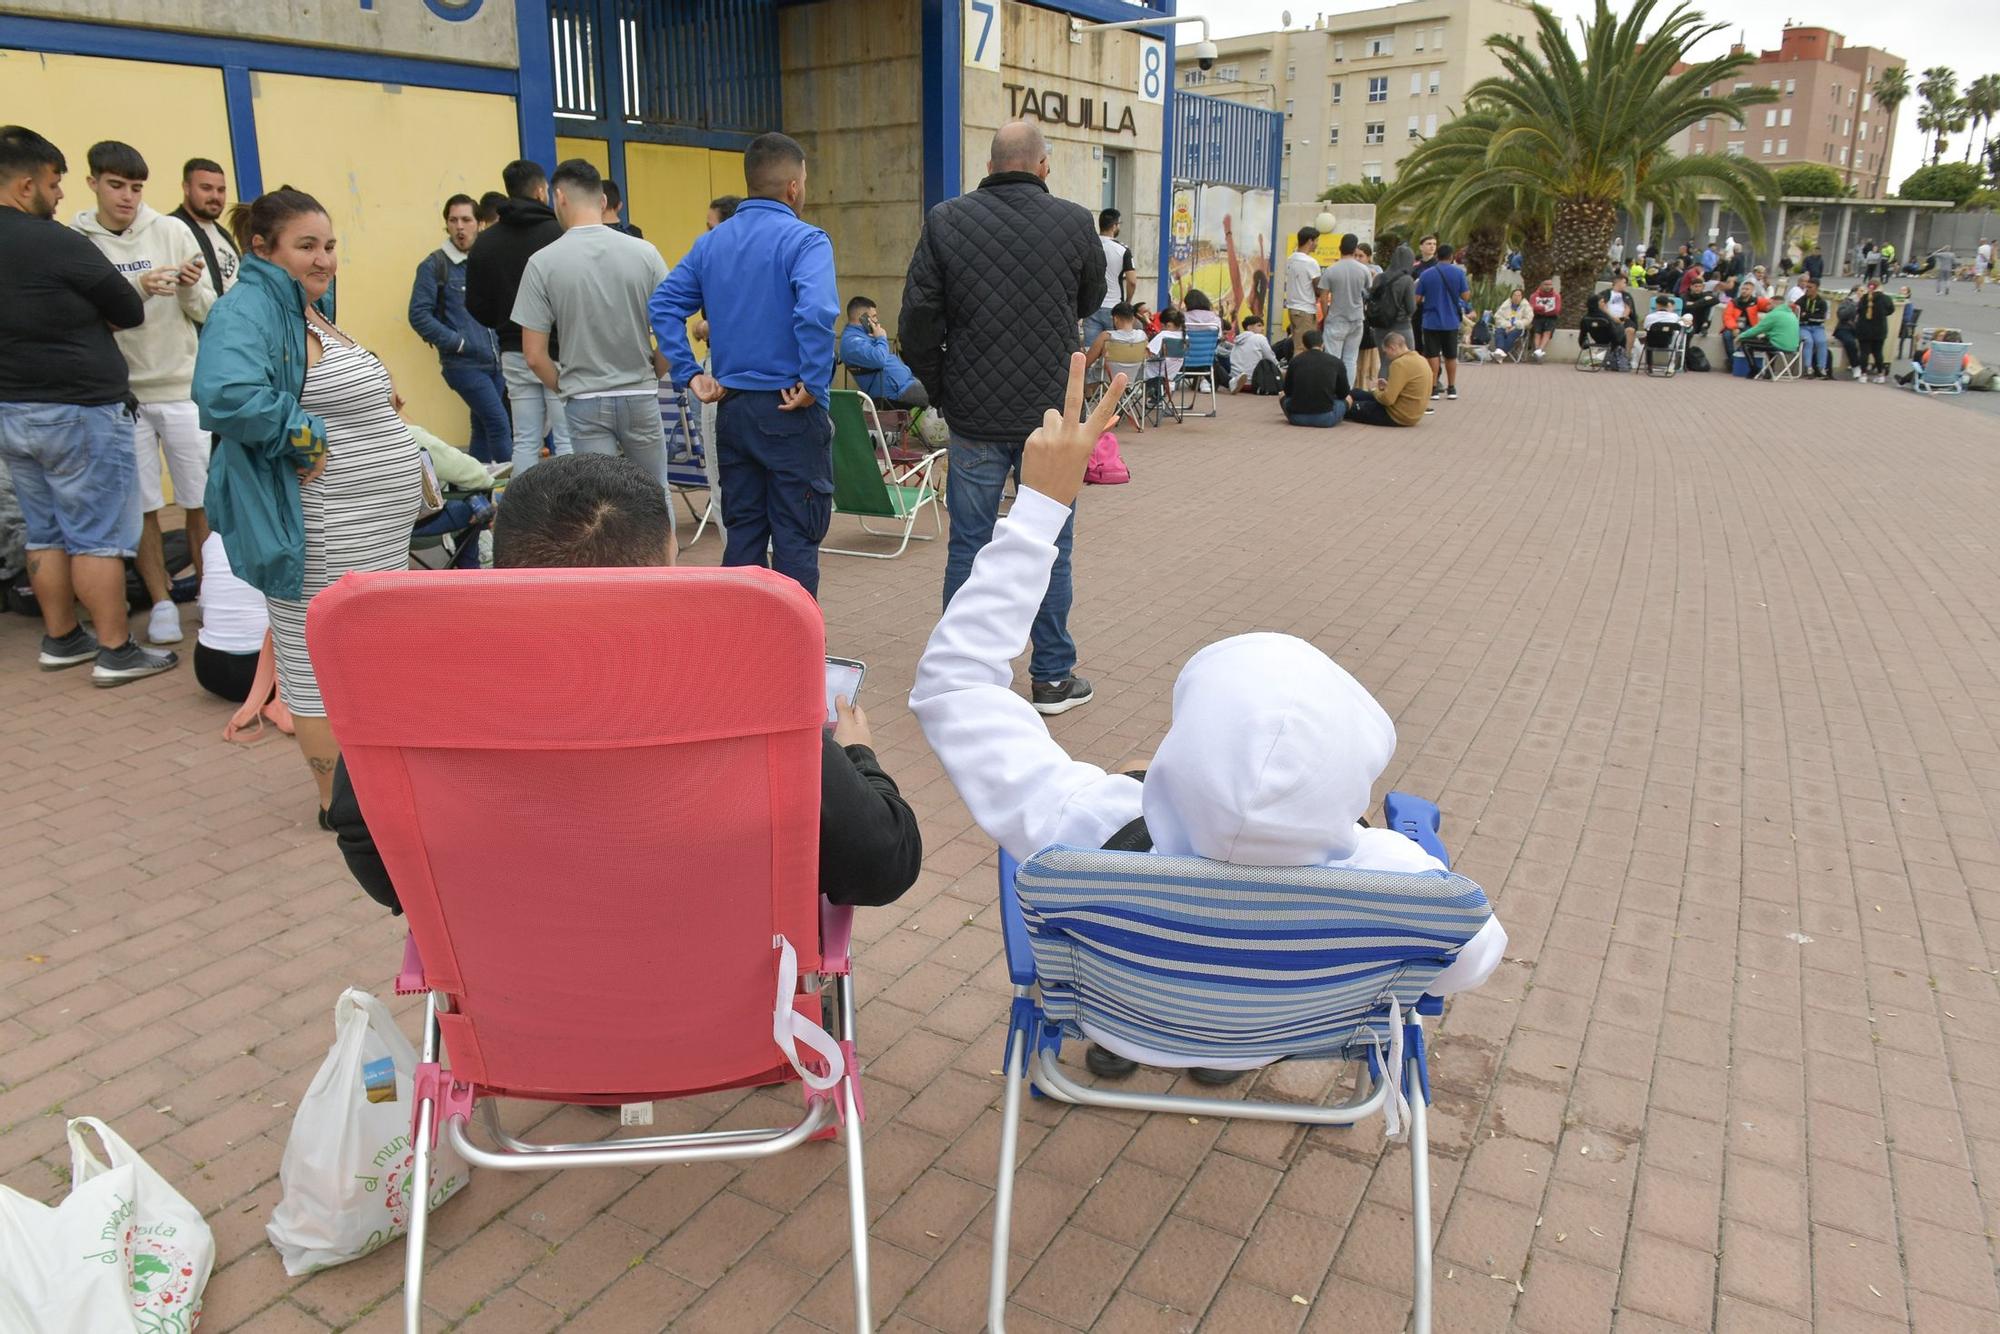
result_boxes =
[943,431,1076,683]
[440,361,510,465]
[1493,329,1523,357]
[1281,398,1345,428]
[565,392,673,500]
[1800,323,1830,372]
[0,400,140,557]
[1080,308,1115,348]
[715,389,833,599]
[501,351,571,476]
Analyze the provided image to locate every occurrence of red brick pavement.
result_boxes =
[4,365,2000,1332]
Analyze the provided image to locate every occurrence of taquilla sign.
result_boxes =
[1004,82,1141,137]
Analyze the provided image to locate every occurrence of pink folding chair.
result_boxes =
[308,566,872,1332]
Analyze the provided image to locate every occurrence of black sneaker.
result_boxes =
[1429,387,1442,400]
[1085,1044,1139,1079]
[1031,675,1094,716]
[38,627,100,671]
[92,640,179,688]
[1446,385,1459,401]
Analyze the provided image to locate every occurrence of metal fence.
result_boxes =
[1173,90,1279,191]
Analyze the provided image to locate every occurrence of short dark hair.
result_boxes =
[87,140,148,180]
[743,132,806,196]
[1436,242,1455,261]
[1296,226,1318,246]
[182,157,224,181]
[550,158,602,200]
[1111,302,1137,320]
[602,178,623,210]
[1302,328,1324,349]
[709,194,741,220]
[1339,232,1358,255]
[492,454,674,570]
[1162,307,1184,327]
[1243,314,1264,329]
[846,294,876,320]
[1420,232,1438,245]
[1099,208,1120,232]
[502,158,546,200]
[476,190,507,223]
[443,193,476,219]
[0,125,65,181]
[1654,295,1672,308]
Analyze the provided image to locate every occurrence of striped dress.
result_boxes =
[267,321,424,716]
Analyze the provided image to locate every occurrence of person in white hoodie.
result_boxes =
[74,140,215,646]
[910,353,1506,1082]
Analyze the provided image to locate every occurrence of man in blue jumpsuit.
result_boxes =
[650,132,838,598]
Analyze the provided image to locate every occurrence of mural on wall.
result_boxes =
[1169,184,1273,325]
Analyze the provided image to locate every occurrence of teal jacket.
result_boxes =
[194,255,334,600]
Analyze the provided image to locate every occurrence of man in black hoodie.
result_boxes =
[466,159,571,476]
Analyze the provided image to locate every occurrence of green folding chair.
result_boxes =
[823,389,945,560]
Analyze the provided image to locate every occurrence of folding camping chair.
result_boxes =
[1175,327,1221,417]
[1641,320,1687,377]
[307,567,874,1334]
[987,792,1491,1334]
[1095,337,1152,428]
[1750,341,1803,381]
[823,389,945,559]
[1148,334,1186,424]
[1913,341,1970,395]
[658,387,718,545]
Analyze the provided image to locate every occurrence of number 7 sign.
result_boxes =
[964,0,1000,71]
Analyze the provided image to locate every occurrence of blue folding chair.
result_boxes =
[988,792,1491,1334]
[657,388,717,544]
[1174,327,1221,418]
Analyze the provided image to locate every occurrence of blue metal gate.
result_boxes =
[550,0,781,147]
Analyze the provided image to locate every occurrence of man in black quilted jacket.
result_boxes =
[899,121,1106,716]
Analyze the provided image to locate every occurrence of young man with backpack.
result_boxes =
[1227,315,1280,394]
[1414,242,1470,401]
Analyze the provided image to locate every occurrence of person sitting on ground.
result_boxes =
[1083,301,1150,431]
[330,453,925,914]
[1279,328,1350,427]
[1227,313,1278,393]
[839,295,929,410]
[909,352,1505,1084]
[1345,331,1433,426]
[1527,277,1560,360]
[1491,287,1532,362]
[1720,279,1770,367]
[1732,291,1799,376]
[194,529,271,705]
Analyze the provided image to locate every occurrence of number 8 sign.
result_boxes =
[1138,37,1165,104]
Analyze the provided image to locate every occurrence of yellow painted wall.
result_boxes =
[0,49,235,203]
[554,134,609,175]
[253,73,519,442]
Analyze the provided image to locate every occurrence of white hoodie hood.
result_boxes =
[73,203,214,401]
[1142,633,1394,866]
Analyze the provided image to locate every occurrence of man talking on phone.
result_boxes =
[328,455,924,912]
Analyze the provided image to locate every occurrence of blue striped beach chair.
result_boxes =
[656,387,717,544]
[989,792,1491,1334]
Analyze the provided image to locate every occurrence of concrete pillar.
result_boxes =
[1703,199,1719,242]
[1833,204,1853,278]
[1901,206,1917,264]
[1640,201,1654,253]
[1772,202,1787,266]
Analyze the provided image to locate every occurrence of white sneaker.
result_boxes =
[147,600,183,645]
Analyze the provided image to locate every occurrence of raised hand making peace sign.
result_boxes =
[1017,353,1127,509]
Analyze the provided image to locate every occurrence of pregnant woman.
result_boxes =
[195,187,425,825]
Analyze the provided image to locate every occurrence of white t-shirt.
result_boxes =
[1603,291,1631,322]
[1283,250,1321,313]
[197,532,269,654]
[1098,235,1133,310]
[1147,330,1184,378]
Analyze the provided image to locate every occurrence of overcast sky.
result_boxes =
[1200,0,2000,190]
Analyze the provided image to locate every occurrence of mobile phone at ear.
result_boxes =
[825,657,865,727]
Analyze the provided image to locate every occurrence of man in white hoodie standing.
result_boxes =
[910,353,1506,1081]
[74,141,214,646]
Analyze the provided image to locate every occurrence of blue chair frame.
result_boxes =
[658,389,717,544]
[987,792,1472,1333]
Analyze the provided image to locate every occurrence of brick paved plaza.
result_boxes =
[5,366,2000,1333]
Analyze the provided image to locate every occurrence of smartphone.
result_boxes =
[825,656,865,727]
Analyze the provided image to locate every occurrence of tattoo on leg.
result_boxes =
[308,757,338,775]
[25,553,40,577]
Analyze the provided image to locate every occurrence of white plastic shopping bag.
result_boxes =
[69,1117,214,1333]
[267,988,469,1275]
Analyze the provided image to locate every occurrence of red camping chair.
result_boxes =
[308,567,873,1332]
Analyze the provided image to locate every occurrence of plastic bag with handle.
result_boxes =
[267,988,469,1275]
[69,1117,213,1333]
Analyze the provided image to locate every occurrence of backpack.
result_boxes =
[1364,273,1399,329]
[1683,344,1710,372]
[1249,359,1282,396]
[1083,430,1130,485]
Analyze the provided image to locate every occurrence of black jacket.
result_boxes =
[1281,348,1350,416]
[464,197,562,354]
[898,172,1105,442]
[1854,289,1895,336]
[329,733,924,913]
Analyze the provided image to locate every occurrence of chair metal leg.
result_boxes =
[987,1029,1030,1334]
[835,975,873,1333]
[403,992,441,1333]
[1407,1045,1433,1334]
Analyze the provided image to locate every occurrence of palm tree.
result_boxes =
[1382,0,1776,324]
[1917,67,1960,164]
[1871,66,1911,197]
[1963,74,2000,164]
[1380,104,1545,287]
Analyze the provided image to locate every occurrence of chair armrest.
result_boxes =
[1382,791,1451,870]
[395,933,428,996]
[998,851,1037,987]
[819,897,855,975]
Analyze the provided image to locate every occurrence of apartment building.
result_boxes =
[1176,0,1540,202]
[1683,26,1903,194]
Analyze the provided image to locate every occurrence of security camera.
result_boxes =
[1194,39,1218,70]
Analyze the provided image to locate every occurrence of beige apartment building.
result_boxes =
[1682,26,1903,195]
[1177,0,1540,203]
